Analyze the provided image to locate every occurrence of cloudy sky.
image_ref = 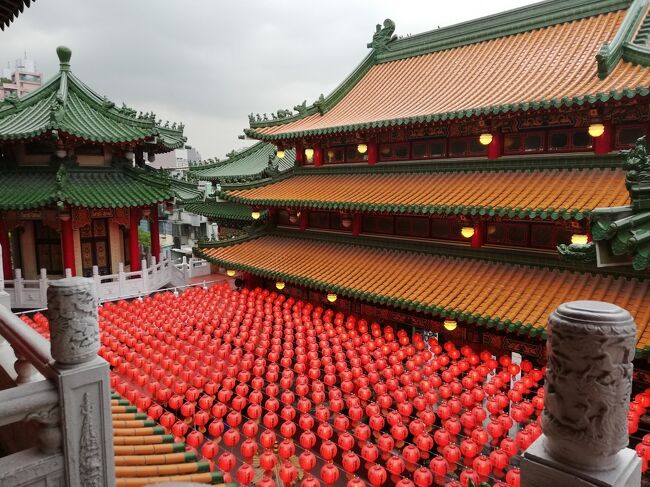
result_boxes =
[1,0,539,159]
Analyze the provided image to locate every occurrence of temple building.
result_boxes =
[0,46,187,304]
[185,142,295,239]
[197,0,650,388]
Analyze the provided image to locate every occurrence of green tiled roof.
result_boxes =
[183,200,264,223]
[189,142,294,182]
[169,178,205,202]
[0,164,173,210]
[0,46,186,152]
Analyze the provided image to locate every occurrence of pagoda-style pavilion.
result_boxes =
[185,142,295,239]
[0,46,186,281]
[197,0,650,383]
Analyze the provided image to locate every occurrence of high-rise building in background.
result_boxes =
[0,53,42,100]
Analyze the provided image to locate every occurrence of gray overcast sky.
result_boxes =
[0,0,540,159]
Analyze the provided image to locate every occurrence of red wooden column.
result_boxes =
[0,219,12,281]
[150,205,161,263]
[313,147,323,167]
[352,213,362,236]
[367,142,378,165]
[487,132,502,160]
[60,214,76,276]
[299,210,309,231]
[593,122,613,155]
[295,144,304,165]
[130,208,141,272]
[471,221,486,248]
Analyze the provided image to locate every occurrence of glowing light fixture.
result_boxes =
[479,133,493,146]
[443,319,458,331]
[251,211,261,220]
[276,149,285,159]
[571,234,589,245]
[461,226,475,239]
[357,143,368,154]
[304,148,314,161]
[226,269,236,277]
[327,293,337,303]
[276,281,286,290]
[588,123,605,138]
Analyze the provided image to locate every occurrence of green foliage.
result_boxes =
[138,228,151,250]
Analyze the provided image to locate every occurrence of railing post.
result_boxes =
[46,277,115,486]
[521,300,641,487]
[118,263,125,295]
[39,268,48,306]
[14,268,23,308]
[141,259,149,292]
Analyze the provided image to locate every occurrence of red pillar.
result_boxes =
[0,219,12,281]
[150,205,161,263]
[487,132,502,160]
[295,144,304,165]
[61,215,76,276]
[593,122,613,155]
[352,213,362,236]
[367,142,378,165]
[471,221,485,248]
[299,210,309,231]
[313,147,323,167]
[130,208,141,272]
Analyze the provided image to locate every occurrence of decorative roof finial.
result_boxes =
[57,46,72,71]
[368,19,397,52]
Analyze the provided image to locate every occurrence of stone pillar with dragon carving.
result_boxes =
[47,277,115,486]
[521,300,641,487]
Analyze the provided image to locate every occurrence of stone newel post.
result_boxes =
[47,277,115,487]
[521,300,641,487]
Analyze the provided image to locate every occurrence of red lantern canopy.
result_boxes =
[367,464,388,486]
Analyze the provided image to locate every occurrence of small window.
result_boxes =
[486,224,505,244]
[325,147,345,164]
[429,140,446,157]
[504,135,522,153]
[449,137,487,157]
[507,224,529,245]
[362,215,394,234]
[308,211,330,229]
[412,141,428,159]
[524,133,544,152]
[572,130,591,149]
[345,145,366,163]
[378,143,409,161]
[395,216,429,238]
[549,129,592,152]
[530,224,554,249]
[506,132,545,154]
[616,125,646,149]
[430,218,451,239]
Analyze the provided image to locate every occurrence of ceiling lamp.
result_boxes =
[276,149,285,159]
[357,143,368,154]
[226,269,236,277]
[479,133,493,146]
[304,148,314,161]
[571,234,589,245]
[588,123,605,138]
[327,293,337,303]
[251,211,261,220]
[276,281,285,290]
[461,226,475,239]
[443,319,458,331]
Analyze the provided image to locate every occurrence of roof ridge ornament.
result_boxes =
[368,19,397,52]
[624,136,650,211]
[56,46,72,72]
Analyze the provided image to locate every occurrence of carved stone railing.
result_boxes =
[0,277,115,487]
[5,255,175,309]
[521,300,641,487]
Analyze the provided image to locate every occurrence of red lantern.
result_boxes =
[403,444,421,464]
[342,451,361,473]
[361,442,379,463]
[430,455,449,477]
[413,466,434,487]
[237,464,255,484]
[259,450,277,471]
[299,451,317,472]
[217,452,236,472]
[386,455,405,476]
[320,440,338,461]
[506,467,521,487]
[489,448,510,472]
[472,455,492,477]
[320,463,339,485]
[280,461,299,485]
[278,439,296,459]
[367,464,388,486]
[459,468,480,487]
[240,438,258,458]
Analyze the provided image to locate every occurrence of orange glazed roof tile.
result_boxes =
[111,395,226,486]
[223,168,629,220]
[250,9,650,139]
[197,235,650,353]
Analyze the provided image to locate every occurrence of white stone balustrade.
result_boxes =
[0,277,115,487]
